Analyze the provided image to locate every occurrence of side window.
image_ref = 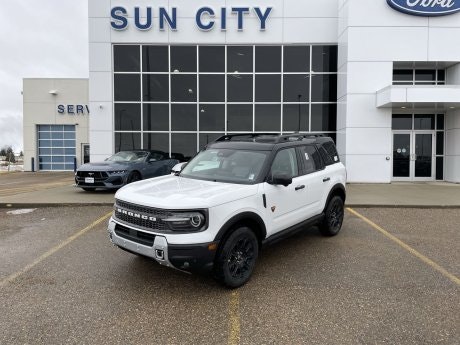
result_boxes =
[270,148,299,178]
[300,145,322,174]
[319,142,339,165]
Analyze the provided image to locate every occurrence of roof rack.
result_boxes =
[215,133,328,144]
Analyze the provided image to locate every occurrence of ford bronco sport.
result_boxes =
[108,134,347,288]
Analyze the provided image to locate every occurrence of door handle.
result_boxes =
[295,185,305,191]
[323,177,330,182]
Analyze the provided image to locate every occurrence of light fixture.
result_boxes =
[401,106,407,109]
[49,90,58,95]
[449,106,455,109]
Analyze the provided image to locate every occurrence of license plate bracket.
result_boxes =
[85,177,95,184]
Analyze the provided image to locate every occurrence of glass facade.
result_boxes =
[38,125,76,170]
[113,45,338,159]
[393,69,445,85]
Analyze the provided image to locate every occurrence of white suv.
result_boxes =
[108,134,346,288]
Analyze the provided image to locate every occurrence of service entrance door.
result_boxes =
[392,132,435,181]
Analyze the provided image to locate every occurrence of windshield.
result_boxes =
[106,151,148,162]
[181,149,269,184]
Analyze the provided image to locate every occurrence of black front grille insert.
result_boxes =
[115,224,155,247]
[76,171,109,179]
[114,199,169,231]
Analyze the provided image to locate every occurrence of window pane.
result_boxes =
[115,133,141,152]
[39,157,52,163]
[65,148,76,155]
[53,164,65,170]
[53,132,64,139]
[436,132,444,155]
[227,75,253,102]
[171,104,197,131]
[311,74,337,102]
[393,70,413,82]
[52,148,64,155]
[114,104,141,131]
[143,104,169,131]
[284,46,310,72]
[39,125,51,131]
[52,140,64,147]
[143,133,169,153]
[39,140,52,147]
[255,105,281,131]
[227,105,253,131]
[301,146,322,174]
[114,74,140,102]
[199,104,225,131]
[64,132,75,139]
[171,46,196,72]
[255,75,281,102]
[199,133,224,149]
[172,133,197,160]
[255,46,281,72]
[436,157,444,180]
[415,70,436,81]
[437,114,444,130]
[199,75,225,102]
[311,104,336,132]
[64,125,74,131]
[283,104,309,132]
[114,45,140,72]
[312,46,337,72]
[53,156,65,163]
[51,125,64,131]
[64,140,76,148]
[199,46,225,72]
[142,46,168,72]
[143,74,169,101]
[283,75,309,102]
[171,75,197,102]
[414,115,435,130]
[437,70,445,82]
[39,132,51,139]
[271,148,298,177]
[227,46,253,73]
[39,148,51,155]
[392,115,412,130]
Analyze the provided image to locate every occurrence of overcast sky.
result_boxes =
[0,0,88,152]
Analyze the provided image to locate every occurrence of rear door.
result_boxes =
[263,147,307,236]
[296,145,328,217]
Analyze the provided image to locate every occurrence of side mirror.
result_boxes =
[269,173,292,187]
[171,162,187,175]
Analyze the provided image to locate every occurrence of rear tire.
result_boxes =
[214,227,259,288]
[319,196,344,236]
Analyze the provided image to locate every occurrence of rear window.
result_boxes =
[318,141,340,166]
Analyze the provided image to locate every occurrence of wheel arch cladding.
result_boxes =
[214,212,267,246]
[324,184,346,211]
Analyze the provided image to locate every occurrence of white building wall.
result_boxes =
[338,0,460,183]
[22,78,89,171]
[88,0,339,162]
[445,63,460,183]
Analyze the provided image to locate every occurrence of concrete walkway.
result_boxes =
[1,172,459,208]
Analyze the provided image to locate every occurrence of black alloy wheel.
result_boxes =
[127,171,141,184]
[215,227,259,288]
[319,195,344,236]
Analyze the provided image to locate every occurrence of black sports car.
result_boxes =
[75,150,179,191]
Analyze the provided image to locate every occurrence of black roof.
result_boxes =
[207,133,335,150]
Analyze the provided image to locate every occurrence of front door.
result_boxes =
[392,132,435,181]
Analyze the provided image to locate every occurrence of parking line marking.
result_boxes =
[0,211,112,288]
[228,290,241,345]
[347,208,460,287]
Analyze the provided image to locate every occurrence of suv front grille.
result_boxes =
[114,224,155,247]
[114,199,169,231]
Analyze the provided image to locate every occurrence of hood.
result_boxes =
[115,175,258,209]
[78,161,132,171]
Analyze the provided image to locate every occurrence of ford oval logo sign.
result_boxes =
[387,0,460,16]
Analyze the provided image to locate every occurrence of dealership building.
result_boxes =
[24,0,460,183]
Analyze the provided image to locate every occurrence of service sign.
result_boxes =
[387,0,460,16]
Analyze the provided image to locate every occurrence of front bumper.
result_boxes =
[75,172,127,189]
[107,218,217,274]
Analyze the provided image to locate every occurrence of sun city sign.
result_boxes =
[386,0,460,16]
[110,6,273,31]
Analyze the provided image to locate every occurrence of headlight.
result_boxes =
[108,170,127,175]
[163,211,207,231]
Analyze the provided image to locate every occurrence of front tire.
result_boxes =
[319,196,344,236]
[127,171,141,184]
[214,227,259,288]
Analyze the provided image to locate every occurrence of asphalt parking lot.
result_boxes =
[1,205,459,344]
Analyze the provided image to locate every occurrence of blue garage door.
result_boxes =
[38,125,76,170]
